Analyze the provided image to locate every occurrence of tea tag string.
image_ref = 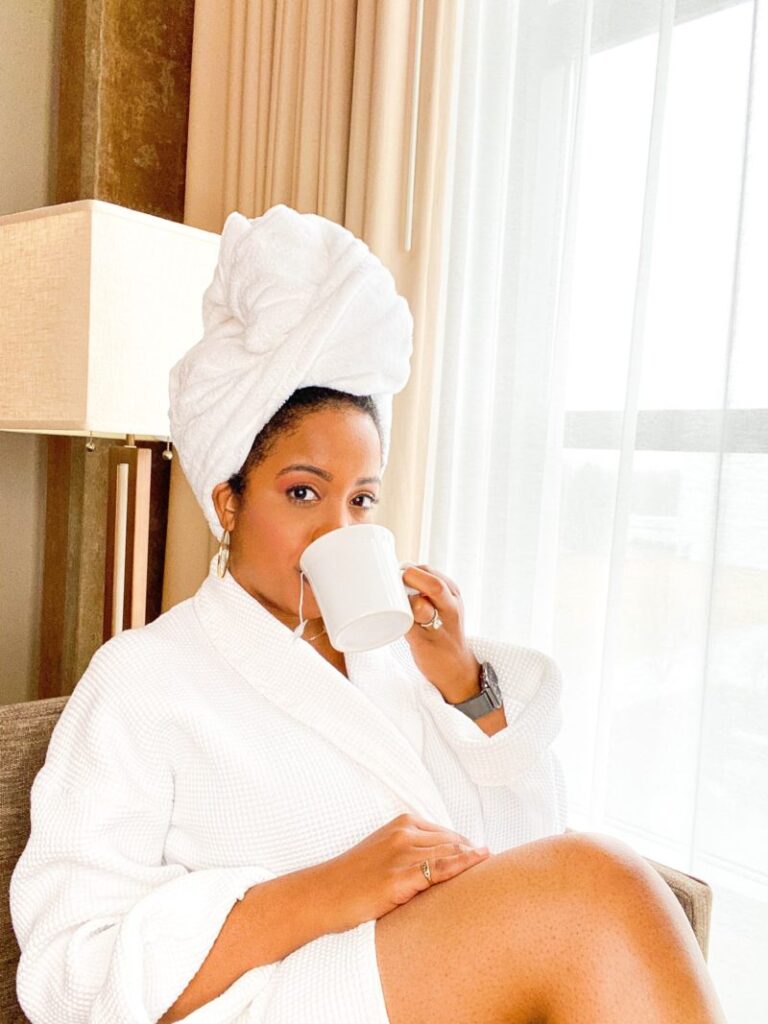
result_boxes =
[293,570,308,640]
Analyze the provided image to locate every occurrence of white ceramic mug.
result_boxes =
[299,524,417,652]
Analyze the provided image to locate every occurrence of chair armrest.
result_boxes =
[643,855,712,960]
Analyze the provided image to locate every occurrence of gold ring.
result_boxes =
[421,859,432,883]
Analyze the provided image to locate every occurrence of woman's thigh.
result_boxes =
[373,831,685,1024]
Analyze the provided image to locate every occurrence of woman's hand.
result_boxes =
[323,813,490,932]
[401,564,482,704]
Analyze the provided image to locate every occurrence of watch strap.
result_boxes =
[449,662,503,720]
[450,687,498,720]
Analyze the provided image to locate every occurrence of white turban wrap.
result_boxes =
[168,204,413,540]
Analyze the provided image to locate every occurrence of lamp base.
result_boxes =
[103,443,151,640]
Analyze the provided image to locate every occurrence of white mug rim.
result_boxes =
[332,608,413,652]
[299,522,392,566]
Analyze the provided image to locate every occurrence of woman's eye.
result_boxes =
[287,485,320,503]
[353,493,379,509]
[286,486,378,508]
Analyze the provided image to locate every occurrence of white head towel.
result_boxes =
[169,204,413,540]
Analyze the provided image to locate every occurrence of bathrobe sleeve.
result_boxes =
[9,639,279,1024]
[403,636,568,849]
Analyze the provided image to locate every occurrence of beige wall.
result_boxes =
[0,435,47,704]
[0,0,60,214]
[1,0,61,703]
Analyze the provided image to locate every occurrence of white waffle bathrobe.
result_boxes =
[10,557,567,1024]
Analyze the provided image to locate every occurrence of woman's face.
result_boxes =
[214,404,383,627]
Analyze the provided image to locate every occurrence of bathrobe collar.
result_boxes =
[193,558,456,828]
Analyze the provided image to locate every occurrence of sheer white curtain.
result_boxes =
[421,0,767,1019]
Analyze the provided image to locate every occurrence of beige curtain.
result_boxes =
[162,0,458,610]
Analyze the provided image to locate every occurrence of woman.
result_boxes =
[10,207,724,1024]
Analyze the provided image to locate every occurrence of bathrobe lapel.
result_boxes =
[193,565,456,828]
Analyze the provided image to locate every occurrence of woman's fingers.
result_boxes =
[414,564,462,598]
[393,813,477,849]
[403,565,451,601]
[402,826,476,848]
[389,815,491,888]
[425,840,490,860]
[408,564,462,600]
[407,835,483,854]
[404,569,458,626]
[413,845,490,887]
[410,594,442,627]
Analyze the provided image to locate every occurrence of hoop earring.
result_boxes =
[217,529,231,578]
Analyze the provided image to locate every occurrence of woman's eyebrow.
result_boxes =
[276,463,381,486]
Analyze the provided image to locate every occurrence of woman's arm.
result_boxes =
[158,859,340,1022]
[395,635,567,847]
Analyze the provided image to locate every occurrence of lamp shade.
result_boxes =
[0,200,220,437]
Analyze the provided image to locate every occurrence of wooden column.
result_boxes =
[37,0,194,697]
[39,436,111,700]
[56,0,195,218]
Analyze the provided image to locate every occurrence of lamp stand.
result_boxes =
[103,436,152,641]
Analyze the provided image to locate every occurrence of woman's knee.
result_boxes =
[373,831,693,1024]
[539,830,657,891]
[488,833,721,1023]
[501,830,694,951]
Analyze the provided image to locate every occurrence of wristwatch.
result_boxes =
[448,661,503,719]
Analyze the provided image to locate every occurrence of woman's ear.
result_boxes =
[211,481,240,534]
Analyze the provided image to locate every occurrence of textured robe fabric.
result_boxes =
[10,557,567,1024]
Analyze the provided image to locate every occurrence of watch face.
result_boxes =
[483,662,503,708]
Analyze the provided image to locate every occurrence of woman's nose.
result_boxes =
[311,504,356,542]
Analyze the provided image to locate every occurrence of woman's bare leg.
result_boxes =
[374,832,726,1024]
